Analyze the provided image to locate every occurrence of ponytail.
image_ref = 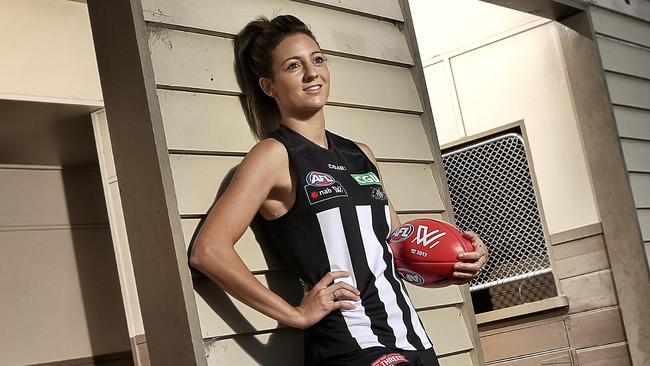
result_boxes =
[233,15,319,140]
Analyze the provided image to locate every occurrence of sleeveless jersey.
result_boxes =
[258,124,433,360]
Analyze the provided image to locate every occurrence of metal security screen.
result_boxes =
[442,132,551,291]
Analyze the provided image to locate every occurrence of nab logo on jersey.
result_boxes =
[306,171,336,187]
[412,225,447,249]
[389,224,414,243]
[304,171,348,205]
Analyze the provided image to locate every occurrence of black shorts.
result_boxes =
[316,346,440,366]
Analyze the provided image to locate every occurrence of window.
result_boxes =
[441,127,557,313]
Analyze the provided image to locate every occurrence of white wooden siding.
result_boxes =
[420,306,474,356]
[639,209,650,241]
[629,173,650,207]
[438,352,475,366]
[142,0,412,64]
[621,139,650,173]
[149,29,422,112]
[613,106,650,141]
[158,90,257,153]
[148,30,239,92]
[605,73,650,110]
[325,107,434,161]
[593,6,650,266]
[596,35,650,79]
[159,89,433,160]
[203,329,304,366]
[590,6,650,48]
[302,0,404,22]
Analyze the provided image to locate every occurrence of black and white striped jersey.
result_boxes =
[258,124,433,360]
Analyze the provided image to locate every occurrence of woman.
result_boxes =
[189,15,488,366]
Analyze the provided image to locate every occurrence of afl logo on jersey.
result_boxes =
[389,224,414,243]
[304,171,348,205]
[305,171,336,187]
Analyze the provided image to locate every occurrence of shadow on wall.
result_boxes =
[61,117,133,365]
[186,165,309,365]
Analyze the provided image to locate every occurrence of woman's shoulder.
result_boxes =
[241,137,288,170]
[229,138,290,191]
[351,140,370,153]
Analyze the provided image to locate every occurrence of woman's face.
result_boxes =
[260,33,330,118]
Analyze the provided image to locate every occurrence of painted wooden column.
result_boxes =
[559,8,650,366]
[86,0,206,364]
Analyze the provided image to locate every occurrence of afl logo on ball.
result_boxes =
[396,268,425,285]
[306,171,336,187]
[389,224,414,243]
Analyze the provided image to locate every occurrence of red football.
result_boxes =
[388,218,474,287]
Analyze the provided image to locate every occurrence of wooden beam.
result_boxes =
[555,13,650,366]
[85,0,206,364]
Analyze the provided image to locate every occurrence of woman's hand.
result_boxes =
[293,271,360,329]
[449,231,489,285]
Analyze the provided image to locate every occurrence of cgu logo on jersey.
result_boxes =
[412,225,447,249]
[351,172,382,186]
[304,171,348,205]
[389,224,414,243]
[306,171,336,187]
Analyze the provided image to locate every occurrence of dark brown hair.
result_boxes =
[233,15,319,140]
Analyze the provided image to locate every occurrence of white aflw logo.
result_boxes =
[412,225,447,249]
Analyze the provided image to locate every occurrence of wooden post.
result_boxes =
[556,10,650,365]
[86,0,206,364]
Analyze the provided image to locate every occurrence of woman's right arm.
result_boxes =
[189,139,359,329]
